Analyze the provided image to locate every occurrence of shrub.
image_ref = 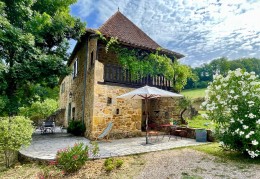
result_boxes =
[201,69,260,158]
[67,120,86,136]
[19,98,58,124]
[104,164,114,172]
[0,116,34,167]
[115,159,124,168]
[56,142,89,173]
[104,158,113,166]
[104,158,124,172]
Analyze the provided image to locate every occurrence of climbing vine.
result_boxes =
[96,31,195,92]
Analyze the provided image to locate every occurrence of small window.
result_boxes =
[61,82,65,93]
[116,108,120,115]
[72,107,75,121]
[107,97,112,105]
[90,51,94,67]
[73,58,78,78]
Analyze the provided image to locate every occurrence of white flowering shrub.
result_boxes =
[201,68,260,158]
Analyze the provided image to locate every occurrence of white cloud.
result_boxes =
[70,0,260,67]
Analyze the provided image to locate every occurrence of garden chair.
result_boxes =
[95,121,113,141]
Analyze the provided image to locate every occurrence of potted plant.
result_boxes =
[169,118,174,125]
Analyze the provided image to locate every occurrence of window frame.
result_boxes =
[73,58,78,79]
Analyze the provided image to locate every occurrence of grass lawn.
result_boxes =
[190,143,260,165]
[181,88,206,99]
[187,115,215,129]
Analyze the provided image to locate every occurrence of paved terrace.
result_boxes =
[20,130,207,161]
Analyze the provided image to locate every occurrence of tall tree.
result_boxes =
[0,0,85,115]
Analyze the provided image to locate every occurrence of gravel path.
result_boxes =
[135,149,260,179]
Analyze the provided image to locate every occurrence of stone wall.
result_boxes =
[84,37,97,137]
[58,36,97,129]
[148,98,181,125]
[89,59,142,139]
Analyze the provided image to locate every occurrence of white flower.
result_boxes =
[232,105,238,111]
[238,119,243,124]
[239,131,245,136]
[235,128,240,133]
[235,69,242,77]
[243,125,248,129]
[246,149,259,158]
[234,95,239,99]
[230,118,235,123]
[252,140,259,146]
[223,83,228,87]
[216,85,221,90]
[201,101,207,106]
[228,95,233,99]
[242,91,248,96]
[230,90,235,94]
[246,134,250,139]
[248,113,256,119]
[256,119,260,125]
[249,131,255,135]
[219,141,224,146]
[249,74,256,80]
[248,101,255,107]
[216,95,221,100]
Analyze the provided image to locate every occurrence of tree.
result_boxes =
[0,0,85,115]
[201,69,260,158]
[210,57,230,76]
[0,116,34,167]
[173,62,196,92]
[19,98,58,124]
[179,97,192,124]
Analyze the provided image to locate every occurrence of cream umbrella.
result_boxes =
[117,85,183,144]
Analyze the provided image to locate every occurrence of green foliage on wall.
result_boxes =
[97,32,195,92]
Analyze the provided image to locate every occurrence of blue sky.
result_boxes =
[70,0,260,67]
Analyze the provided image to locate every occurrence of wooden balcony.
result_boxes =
[103,64,173,90]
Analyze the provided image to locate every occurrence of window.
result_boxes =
[90,51,94,67]
[73,58,78,78]
[61,82,65,93]
[72,107,75,120]
[116,108,120,115]
[107,97,112,105]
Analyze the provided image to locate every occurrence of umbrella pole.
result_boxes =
[145,98,148,144]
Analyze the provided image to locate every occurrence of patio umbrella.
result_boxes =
[117,85,183,144]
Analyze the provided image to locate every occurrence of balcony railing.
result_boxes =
[104,64,173,90]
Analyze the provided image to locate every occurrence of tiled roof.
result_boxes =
[96,11,184,59]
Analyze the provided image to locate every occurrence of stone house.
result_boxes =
[58,11,184,139]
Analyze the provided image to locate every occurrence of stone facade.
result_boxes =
[59,37,181,139]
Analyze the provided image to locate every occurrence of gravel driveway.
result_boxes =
[135,148,260,179]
